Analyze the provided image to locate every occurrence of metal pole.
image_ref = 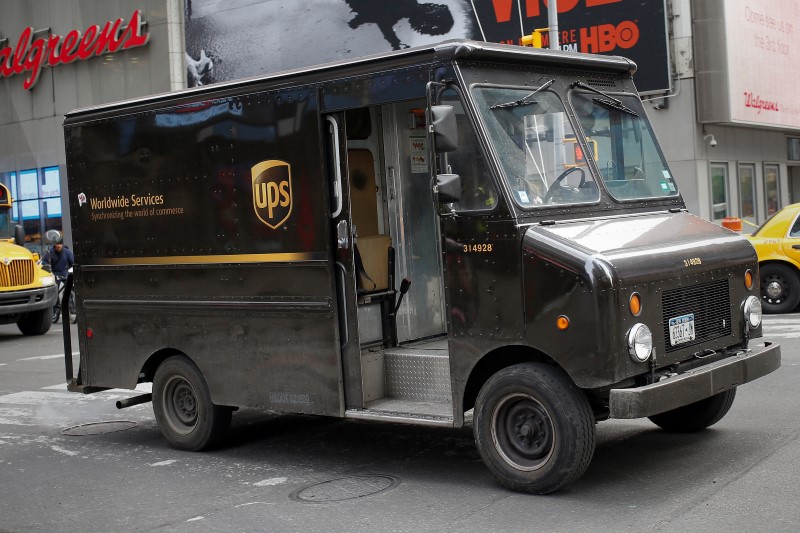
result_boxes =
[547,0,564,187]
[548,0,559,50]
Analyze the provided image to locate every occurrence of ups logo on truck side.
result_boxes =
[252,160,292,229]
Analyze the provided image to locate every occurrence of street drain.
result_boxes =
[61,420,139,436]
[289,475,399,503]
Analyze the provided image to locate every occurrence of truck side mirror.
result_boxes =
[430,105,458,153]
[14,224,24,247]
[436,173,462,203]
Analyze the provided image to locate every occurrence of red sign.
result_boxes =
[0,10,150,90]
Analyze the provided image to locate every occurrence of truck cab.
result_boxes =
[62,40,779,494]
[0,183,57,335]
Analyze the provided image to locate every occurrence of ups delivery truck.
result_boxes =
[62,40,780,494]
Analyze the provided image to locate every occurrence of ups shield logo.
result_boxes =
[252,160,292,229]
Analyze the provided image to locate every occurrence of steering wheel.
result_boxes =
[543,167,586,204]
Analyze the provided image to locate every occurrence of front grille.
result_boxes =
[662,279,731,353]
[0,258,35,287]
[0,296,31,306]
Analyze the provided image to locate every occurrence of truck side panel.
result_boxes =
[66,88,343,416]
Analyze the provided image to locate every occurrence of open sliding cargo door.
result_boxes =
[324,113,364,409]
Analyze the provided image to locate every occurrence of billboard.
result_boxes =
[725,0,800,129]
[184,0,671,93]
[471,0,670,94]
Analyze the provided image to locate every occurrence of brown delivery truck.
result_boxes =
[61,40,780,494]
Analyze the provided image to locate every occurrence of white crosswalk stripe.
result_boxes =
[0,383,153,428]
[761,314,800,339]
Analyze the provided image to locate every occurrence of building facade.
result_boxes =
[0,0,185,252]
[647,0,800,228]
[2,0,798,253]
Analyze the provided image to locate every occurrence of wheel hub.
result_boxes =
[175,386,197,422]
[163,377,198,432]
[493,394,555,471]
[766,280,784,299]
[509,404,551,458]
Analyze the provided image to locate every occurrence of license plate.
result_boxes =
[668,313,695,346]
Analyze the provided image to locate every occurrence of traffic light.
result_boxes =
[521,28,549,48]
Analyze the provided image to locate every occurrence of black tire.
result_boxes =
[648,388,736,432]
[17,309,52,336]
[473,363,596,494]
[152,355,232,451]
[52,302,60,323]
[759,263,800,314]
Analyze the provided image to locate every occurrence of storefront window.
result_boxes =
[764,163,780,216]
[2,167,64,253]
[19,199,41,247]
[19,169,38,200]
[42,167,61,198]
[738,163,756,224]
[788,137,800,161]
[4,172,19,220]
[710,163,728,222]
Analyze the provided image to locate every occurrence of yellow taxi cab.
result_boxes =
[747,202,800,313]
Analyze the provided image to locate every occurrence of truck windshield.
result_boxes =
[473,86,598,208]
[570,89,678,201]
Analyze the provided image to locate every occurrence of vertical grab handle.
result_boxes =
[326,115,344,218]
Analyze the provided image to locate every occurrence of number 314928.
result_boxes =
[463,243,493,253]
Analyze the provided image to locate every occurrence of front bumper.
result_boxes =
[0,285,58,315]
[609,341,781,419]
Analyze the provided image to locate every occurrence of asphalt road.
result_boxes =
[0,315,798,532]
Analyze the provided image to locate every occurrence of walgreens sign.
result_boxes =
[0,10,150,90]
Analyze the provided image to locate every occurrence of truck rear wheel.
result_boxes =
[17,309,52,336]
[648,388,736,432]
[153,355,232,451]
[473,363,596,494]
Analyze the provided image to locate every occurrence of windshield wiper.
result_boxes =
[570,81,639,116]
[490,79,555,109]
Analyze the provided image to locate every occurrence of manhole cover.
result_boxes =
[61,420,139,436]
[289,475,399,503]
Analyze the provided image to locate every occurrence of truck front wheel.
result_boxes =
[474,363,596,494]
[648,388,736,432]
[17,309,52,336]
[153,356,232,451]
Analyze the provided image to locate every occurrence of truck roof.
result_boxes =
[64,39,637,125]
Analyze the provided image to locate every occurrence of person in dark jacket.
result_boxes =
[42,236,74,279]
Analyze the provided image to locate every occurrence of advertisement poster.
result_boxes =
[724,0,800,129]
[185,0,670,94]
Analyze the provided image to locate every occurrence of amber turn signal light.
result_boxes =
[745,269,754,290]
[629,293,642,316]
[556,315,570,330]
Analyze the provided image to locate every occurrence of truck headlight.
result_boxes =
[40,275,55,287]
[743,295,762,330]
[627,323,653,362]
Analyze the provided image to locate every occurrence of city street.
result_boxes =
[0,315,798,532]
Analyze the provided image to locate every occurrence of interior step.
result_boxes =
[345,398,453,427]
[380,339,451,403]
